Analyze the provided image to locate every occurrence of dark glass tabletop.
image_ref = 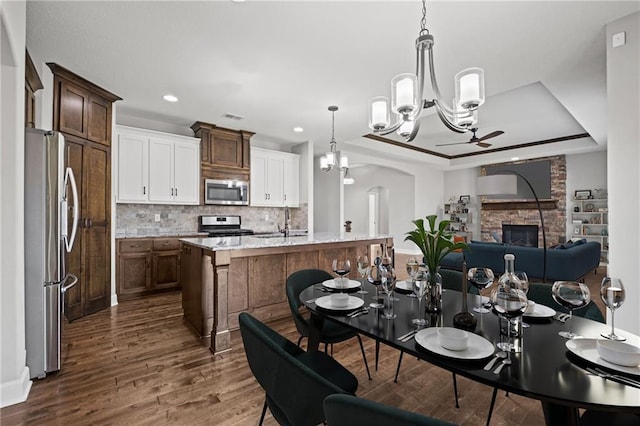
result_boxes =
[300,279,640,425]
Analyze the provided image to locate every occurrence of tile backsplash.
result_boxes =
[115,203,308,238]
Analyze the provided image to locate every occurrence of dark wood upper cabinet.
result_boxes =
[191,121,254,204]
[48,63,121,147]
[25,50,43,128]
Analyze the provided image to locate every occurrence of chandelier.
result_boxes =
[368,0,485,142]
[320,106,349,172]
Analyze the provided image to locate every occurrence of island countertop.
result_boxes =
[179,232,395,252]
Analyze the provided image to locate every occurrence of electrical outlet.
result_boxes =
[265,214,269,221]
[154,213,161,222]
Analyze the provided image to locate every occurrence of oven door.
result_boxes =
[204,179,249,205]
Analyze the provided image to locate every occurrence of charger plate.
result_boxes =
[566,338,640,377]
[315,295,364,312]
[415,328,495,360]
[322,279,361,290]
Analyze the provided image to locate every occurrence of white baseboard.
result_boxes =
[0,366,32,408]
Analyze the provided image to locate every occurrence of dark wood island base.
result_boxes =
[179,234,393,354]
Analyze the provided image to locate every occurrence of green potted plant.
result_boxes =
[405,215,469,312]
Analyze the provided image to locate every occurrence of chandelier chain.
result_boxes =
[420,0,428,35]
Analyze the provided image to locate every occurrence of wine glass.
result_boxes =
[551,281,591,339]
[405,257,420,298]
[513,271,530,329]
[600,277,626,341]
[356,255,369,295]
[412,268,428,326]
[491,284,528,352]
[332,259,351,289]
[367,258,384,309]
[467,267,495,314]
[380,265,397,319]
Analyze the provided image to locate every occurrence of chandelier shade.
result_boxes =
[368,0,486,142]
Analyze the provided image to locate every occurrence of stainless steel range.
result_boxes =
[198,215,254,237]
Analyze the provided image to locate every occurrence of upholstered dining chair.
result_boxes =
[238,312,358,426]
[324,394,456,426]
[286,268,371,380]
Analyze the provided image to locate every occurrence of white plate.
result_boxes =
[566,338,640,377]
[322,279,361,290]
[414,327,495,360]
[523,303,556,318]
[396,280,413,292]
[315,295,365,312]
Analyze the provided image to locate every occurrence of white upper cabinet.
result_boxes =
[116,126,199,205]
[116,132,148,202]
[250,147,299,207]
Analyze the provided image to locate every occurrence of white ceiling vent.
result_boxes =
[222,112,244,120]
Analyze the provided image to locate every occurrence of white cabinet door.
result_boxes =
[251,150,268,206]
[282,155,299,207]
[266,156,284,206]
[148,138,174,203]
[116,133,148,202]
[173,141,199,204]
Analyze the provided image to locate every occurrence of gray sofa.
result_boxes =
[440,239,601,282]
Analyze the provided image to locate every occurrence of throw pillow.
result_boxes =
[453,235,465,252]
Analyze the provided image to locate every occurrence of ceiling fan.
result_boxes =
[435,128,504,148]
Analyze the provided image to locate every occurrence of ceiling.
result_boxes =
[26,1,640,169]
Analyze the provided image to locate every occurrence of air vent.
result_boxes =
[222,112,244,121]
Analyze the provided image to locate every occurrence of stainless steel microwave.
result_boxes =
[204,179,249,205]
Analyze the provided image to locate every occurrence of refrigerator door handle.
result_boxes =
[63,167,79,253]
[61,273,78,294]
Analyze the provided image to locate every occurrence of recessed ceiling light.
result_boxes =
[293,127,304,133]
[163,94,178,102]
[511,157,519,161]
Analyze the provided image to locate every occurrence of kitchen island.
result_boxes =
[179,232,393,354]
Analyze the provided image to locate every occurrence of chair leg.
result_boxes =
[259,397,268,425]
[375,340,380,371]
[324,342,328,354]
[486,387,498,426]
[393,351,404,383]
[452,373,460,408]
[356,335,372,380]
[297,335,304,347]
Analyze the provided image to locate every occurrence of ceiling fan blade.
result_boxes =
[435,141,474,147]
[477,130,504,142]
[476,142,492,148]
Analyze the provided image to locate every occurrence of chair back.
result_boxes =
[440,269,479,295]
[286,269,334,337]
[324,394,456,426]
[239,312,348,426]
[527,282,605,323]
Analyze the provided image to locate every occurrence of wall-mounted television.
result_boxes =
[484,159,551,199]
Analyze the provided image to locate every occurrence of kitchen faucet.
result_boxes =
[278,206,290,237]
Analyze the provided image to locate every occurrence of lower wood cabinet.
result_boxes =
[116,237,183,300]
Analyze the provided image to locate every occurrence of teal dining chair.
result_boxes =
[286,269,371,380]
[324,394,457,426]
[239,312,358,426]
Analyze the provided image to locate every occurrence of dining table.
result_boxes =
[300,279,640,426]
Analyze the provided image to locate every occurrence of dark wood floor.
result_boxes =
[1,291,554,426]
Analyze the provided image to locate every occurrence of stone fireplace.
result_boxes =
[480,156,566,247]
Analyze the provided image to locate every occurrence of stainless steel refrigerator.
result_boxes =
[24,128,79,379]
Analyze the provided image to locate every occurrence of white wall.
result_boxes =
[313,157,341,232]
[1,0,32,407]
[607,12,639,335]
[344,165,414,251]
[565,150,607,239]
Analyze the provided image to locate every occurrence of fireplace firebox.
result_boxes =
[502,224,539,247]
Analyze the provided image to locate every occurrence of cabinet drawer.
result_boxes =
[118,239,153,253]
[153,238,181,251]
